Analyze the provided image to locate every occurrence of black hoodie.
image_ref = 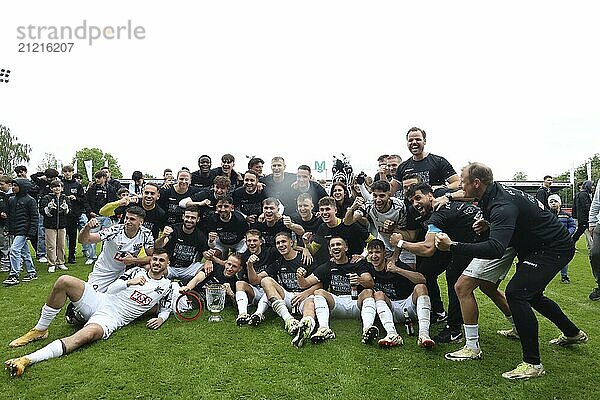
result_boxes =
[7,179,39,237]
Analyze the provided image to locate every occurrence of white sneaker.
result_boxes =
[38,257,48,263]
[56,264,68,271]
[85,258,95,265]
[47,265,56,273]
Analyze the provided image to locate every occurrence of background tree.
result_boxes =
[0,124,32,175]
[512,171,528,181]
[556,153,599,206]
[37,152,60,172]
[72,148,122,186]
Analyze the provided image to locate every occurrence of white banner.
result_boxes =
[587,160,592,181]
[84,160,93,182]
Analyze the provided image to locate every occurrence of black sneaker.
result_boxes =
[3,275,19,286]
[68,258,76,264]
[589,287,600,301]
[433,325,463,344]
[22,273,38,282]
[432,311,448,324]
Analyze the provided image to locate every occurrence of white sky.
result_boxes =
[1,1,599,181]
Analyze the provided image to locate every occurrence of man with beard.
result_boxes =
[390,127,459,194]
[78,206,154,293]
[155,205,210,283]
[159,170,200,226]
[435,162,587,380]
[295,236,374,345]
[5,249,174,378]
[391,183,480,345]
[191,155,218,189]
[179,176,230,226]
[251,197,304,248]
[233,170,268,224]
[285,165,328,213]
[234,229,279,325]
[247,232,318,335]
[206,195,249,258]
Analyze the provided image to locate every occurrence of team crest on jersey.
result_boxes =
[154,286,165,295]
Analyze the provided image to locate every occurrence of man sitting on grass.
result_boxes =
[5,249,174,378]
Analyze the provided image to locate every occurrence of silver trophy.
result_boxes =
[205,284,226,322]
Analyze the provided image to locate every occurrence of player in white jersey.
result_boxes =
[5,249,173,378]
[344,179,414,266]
[79,206,154,292]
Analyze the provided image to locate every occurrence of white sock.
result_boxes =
[376,300,397,335]
[26,339,64,364]
[235,291,249,315]
[34,304,61,331]
[416,295,431,337]
[272,299,293,322]
[506,315,517,331]
[255,294,270,316]
[313,295,330,329]
[464,324,480,349]
[361,298,376,332]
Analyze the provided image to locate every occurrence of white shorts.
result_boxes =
[73,282,107,321]
[87,268,124,293]
[251,285,265,304]
[462,247,516,284]
[282,290,308,315]
[391,296,417,323]
[85,304,122,339]
[331,294,360,319]
[214,238,247,256]
[167,261,203,282]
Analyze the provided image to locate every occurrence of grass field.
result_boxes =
[2,240,599,400]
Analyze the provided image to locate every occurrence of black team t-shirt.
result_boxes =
[164,223,209,269]
[239,246,280,280]
[368,262,415,301]
[311,259,371,296]
[206,211,249,245]
[250,219,292,248]
[265,252,312,292]
[159,186,201,225]
[395,154,456,187]
[232,187,267,219]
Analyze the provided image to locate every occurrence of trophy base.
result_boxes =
[208,314,223,322]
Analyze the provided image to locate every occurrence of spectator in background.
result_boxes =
[84,171,118,265]
[162,168,175,188]
[330,181,354,220]
[129,171,145,196]
[548,194,576,283]
[572,180,593,250]
[0,176,12,271]
[30,168,60,264]
[535,175,553,210]
[100,166,121,191]
[61,166,85,264]
[3,179,38,286]
[588,178,600,301]
[40,180,70,273]
[373,154,389,182]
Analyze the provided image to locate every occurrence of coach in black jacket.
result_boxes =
[435,162,586,380]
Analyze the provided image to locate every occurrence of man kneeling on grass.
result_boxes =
[5,249,174,378]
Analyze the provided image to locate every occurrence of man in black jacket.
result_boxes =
[435,162,587,380]
[61,166,85,264]
[3,179,39,286]
[572,180,593,249]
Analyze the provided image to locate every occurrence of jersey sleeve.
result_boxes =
[99,224,121,242]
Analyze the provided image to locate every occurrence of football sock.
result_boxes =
[235,291,249,315]
[27,339,65,364]
[313,295,330,329]
[34,304,61,331]
[376,300,397,335]
[272,299,293,322]
[416,295,431,337]
[464,324,480,349]
[255,294,270,316]
[361,298,376,332]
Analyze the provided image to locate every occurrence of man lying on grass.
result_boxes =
[5,249,174,378]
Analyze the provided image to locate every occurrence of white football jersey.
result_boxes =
[103,267,172,327]
[88,224,154,292]
[362,197,407,251]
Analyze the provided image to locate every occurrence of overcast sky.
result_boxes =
[1,1,599,182]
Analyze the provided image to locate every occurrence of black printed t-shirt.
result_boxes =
[206,211,249,245]
[232,187,267,219]
[395,153,456,187]
[368,263,415,301]
[311,259,371,296]
[250,219,291,248]
[164,223,209,269]
[239,246,280,281]
[265,252,311,292]
[159,186,201,225]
